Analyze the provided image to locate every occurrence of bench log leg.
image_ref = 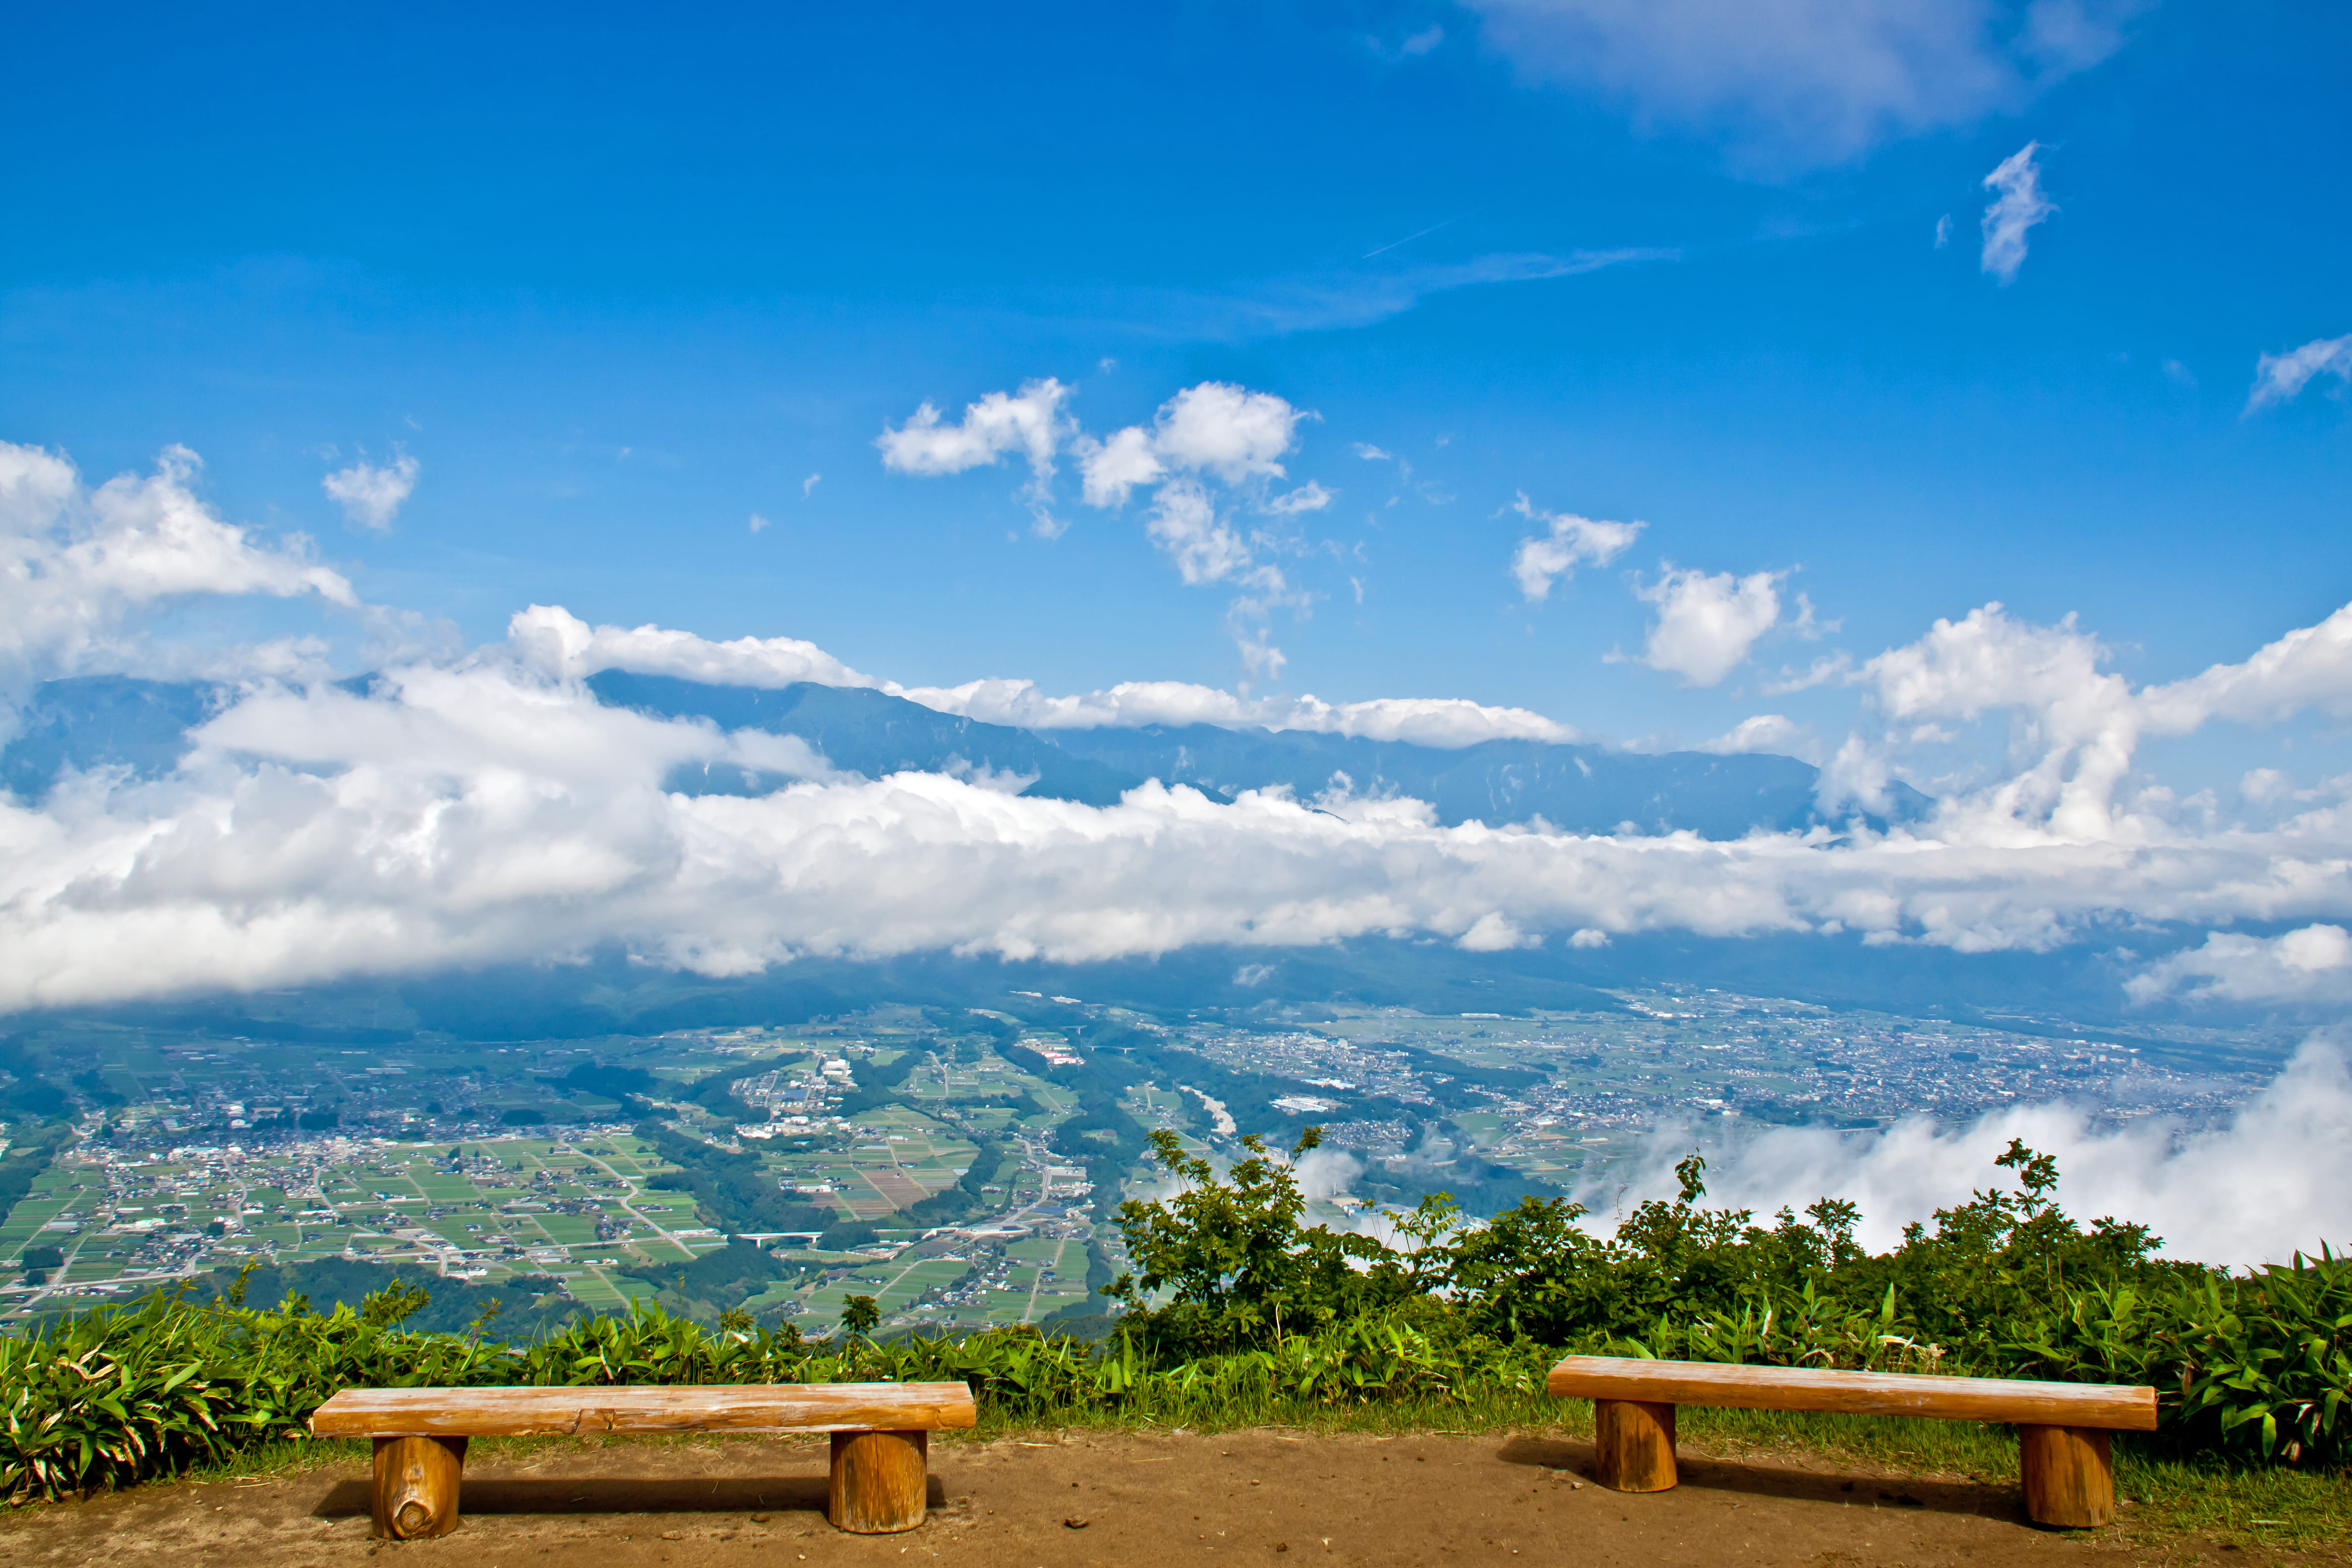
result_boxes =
[2019,1424,2114,1528]
[829,1429,929,1533]
[372,1435,467,1540]
[1594,1399,1677,1493]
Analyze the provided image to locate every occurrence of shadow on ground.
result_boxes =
[1491,1432,2028,1524]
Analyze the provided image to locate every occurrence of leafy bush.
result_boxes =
[1106,1132,2348,1466]
[0,1132,2340,1507]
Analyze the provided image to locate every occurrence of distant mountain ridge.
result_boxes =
[2,671,1931,837]
[589,672,1930,836]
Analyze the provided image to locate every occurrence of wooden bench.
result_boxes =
[1547,1355,2157,1528]
[308,1381,977,1539]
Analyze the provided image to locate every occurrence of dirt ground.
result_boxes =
[0,1428,2327,1568]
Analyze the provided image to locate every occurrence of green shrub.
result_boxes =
[0,1132,2339,1507]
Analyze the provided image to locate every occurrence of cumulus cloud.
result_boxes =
[1824,598,2352,839]
[2245,334,2352,414]
[1979,141,2055,284]
[1078,382,1311,508]
[0,441,357,690]
[1592,1031,2352,1267]
[882,377,1320,667]
[506,604,881,689]
[322,453,420,532]
[1697,714,1810,757]
[1508,493,1644,601]
[1629,566,1788,686]
[876,379,1072,480]
[2125,925,2352,1007]
[1467,0,2141,170]
[1144,481,1258,586]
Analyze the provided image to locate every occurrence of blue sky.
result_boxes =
[9,0,2350,771]
[15,6,2352,1253]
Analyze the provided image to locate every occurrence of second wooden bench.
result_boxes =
[308,1381,977,1539]
[1548,1355,2157,1528]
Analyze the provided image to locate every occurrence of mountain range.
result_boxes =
[2,671,1930,840]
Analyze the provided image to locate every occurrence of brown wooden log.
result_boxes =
[2019,1423,2115,1528]
[310,1381,979,1438]
[1593,1398,1677,1493]
[829,1429,929,1533]
[371,1434,467,1540]
[1547,1356,2157,1430]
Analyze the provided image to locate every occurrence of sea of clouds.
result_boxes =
[4,437,2348,1261]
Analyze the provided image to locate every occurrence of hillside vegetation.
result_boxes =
[0,1134,2341,1505]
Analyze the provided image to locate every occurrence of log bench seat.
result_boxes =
[1547,1355,2158,1528]
[308,1381,978,1540]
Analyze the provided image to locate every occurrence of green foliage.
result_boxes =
[1107,1131,2350,1467]
[0,1137,2338,1509]
[618,1239,791,1319]
[832,1046,928,1119]
[1109,1129,1425,1353]
[631,1122,831,1236]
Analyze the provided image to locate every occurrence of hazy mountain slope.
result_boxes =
[0,676,221,801]
[584,671,1147,806]
[1037,722,1922,834]
[2,673,1928,842]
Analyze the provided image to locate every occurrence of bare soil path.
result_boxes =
[0,1428,2328,1567]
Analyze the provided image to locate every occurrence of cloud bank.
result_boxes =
[14,439,2352,1055]
[1592,1031,2352,1268]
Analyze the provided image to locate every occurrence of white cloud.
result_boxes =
[878,380,1078,539]
[495,604,1583,746]
[1508,492,1644,601]
[2125,925,2352,1007]
[1153,382,1309,484]
[1458,911,1539,951]
[1597,1031,2351,1268]
[1934,213,1953,248]
[1979,141,2055,284]
[506,604,881,689]
[1079,382,1311,508]
[322,453,420,532]
[748,513,771,534]
[875,378,1073,480]
[1831,597,2352,837]
[0,441,357,688]
[803,473,822,497]
[2245,334,2352,414]
[1630,566,1786,686]
[1697,714,1810,757]
[1077,425,1163,508]
[1263,481,1333,516]
[1351,443,1394,461]
[23,590,2352,1020]
[1468,0,2140,170]
[1144,481,1257,587]
[895,677,1580,746]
